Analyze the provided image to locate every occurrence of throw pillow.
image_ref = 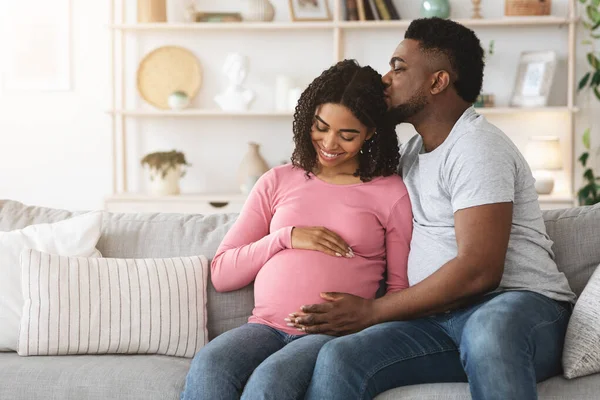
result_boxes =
[0,211,102,351]
[18,249,209,358]
[563,263,600,379]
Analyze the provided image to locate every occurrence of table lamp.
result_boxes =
[525,136,563,195]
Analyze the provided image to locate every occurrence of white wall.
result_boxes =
[0,0,597,210]
[0,0,111,211]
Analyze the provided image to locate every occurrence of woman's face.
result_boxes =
[310,103,373,174]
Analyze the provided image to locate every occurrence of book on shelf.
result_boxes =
[367,0,379,20]
[384,0,400,20]
[346,0,400,21]
[346,0,359,21]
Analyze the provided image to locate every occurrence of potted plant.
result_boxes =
[576,0,600,205]
[140,150,190,196]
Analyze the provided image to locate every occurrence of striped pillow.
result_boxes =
[18,249,208,358]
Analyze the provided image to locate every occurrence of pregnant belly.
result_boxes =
[252,249,384,329]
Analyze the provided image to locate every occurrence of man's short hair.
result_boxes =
[405,18,484,103]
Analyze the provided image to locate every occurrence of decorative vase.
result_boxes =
[241,0,275,22]
[137,0,167,23]
[148,165,182,196]
[237,142,269,194]
[420,0,451,19]
[168,91,190,110]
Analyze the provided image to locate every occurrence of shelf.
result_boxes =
[108,109,294,117]
[107,192,572,204]
[108,107,577,118]
[107,193,247,202]
[109,22,336,31]
[109,17,576,32]
[538,194,575,204]
[339,16,575,29]
[475,106,579,114]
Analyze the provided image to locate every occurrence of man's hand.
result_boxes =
[286,292,375,336]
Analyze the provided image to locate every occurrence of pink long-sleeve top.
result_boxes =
[211,163,413,335]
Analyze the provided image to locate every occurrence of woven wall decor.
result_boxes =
[137,46,202,109]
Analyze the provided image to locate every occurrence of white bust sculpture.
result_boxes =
[214,53,255,111]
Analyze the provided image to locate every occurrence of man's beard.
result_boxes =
[386,90,428,126]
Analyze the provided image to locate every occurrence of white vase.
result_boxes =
[242,0,275,22]
[168,91,190,110]
[238,142,269,194]
[148,165,182,196]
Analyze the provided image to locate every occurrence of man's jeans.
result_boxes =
[180,323,334,400]
[305,290,572,400]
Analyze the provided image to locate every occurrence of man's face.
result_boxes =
[382,39,430,125]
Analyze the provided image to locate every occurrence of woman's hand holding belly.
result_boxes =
[290,226,354,258]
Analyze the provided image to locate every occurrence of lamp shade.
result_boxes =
[525,136,563,170]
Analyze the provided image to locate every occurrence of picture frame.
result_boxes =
[510,50,557,107]
[288,0,332,22]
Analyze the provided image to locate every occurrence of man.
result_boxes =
[289,18,576,399]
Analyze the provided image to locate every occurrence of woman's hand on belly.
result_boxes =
[291,226,354,258]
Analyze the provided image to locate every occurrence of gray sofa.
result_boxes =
[0,199,599,400]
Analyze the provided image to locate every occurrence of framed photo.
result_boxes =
[510,50,557,107]
[1,0,72,91]
[288,0,332,21]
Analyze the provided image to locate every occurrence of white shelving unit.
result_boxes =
[105,0,579,214]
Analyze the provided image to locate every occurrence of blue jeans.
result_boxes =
[305,290,572,400]
[181,323,334,400]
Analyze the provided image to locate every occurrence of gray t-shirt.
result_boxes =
[399,107,576,303]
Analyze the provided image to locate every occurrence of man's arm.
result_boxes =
[291,202,512,335]
[371,201,512,322]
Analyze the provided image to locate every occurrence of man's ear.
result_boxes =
[430,70,451,94]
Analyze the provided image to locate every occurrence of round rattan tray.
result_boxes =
[136,46,202,109]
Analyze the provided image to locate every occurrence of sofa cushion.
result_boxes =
[0,352,190,400]
[374,374,600,399]
[0,200,252,340]
[562,263,600,378]
[542,204,600,297]
[18,250,208,358]
[0,211,102,351]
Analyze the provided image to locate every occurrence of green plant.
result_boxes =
[140,150,190,179]
[577,129,600,205]
[577,0,600,205]
[487,39,495,58]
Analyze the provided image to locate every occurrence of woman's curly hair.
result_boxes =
[291,59,400,182]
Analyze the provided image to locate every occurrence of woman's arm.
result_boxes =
[384,194,413,292]
[211,171,292,292]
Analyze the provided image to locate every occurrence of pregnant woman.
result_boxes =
[181,59,413,400]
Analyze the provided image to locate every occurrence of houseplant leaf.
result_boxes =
[579,72,591,90]
[587,52,600,69]
[578,185,591,205]
[583,128,591,150]
[588,5,600,24]
[579,152,590,167]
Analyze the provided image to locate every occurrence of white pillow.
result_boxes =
[0,212,102,351]
[563,264,600,379]
[18,250,209,358]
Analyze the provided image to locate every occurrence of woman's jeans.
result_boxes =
[181,323,334,400]
[305,290,572,400]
